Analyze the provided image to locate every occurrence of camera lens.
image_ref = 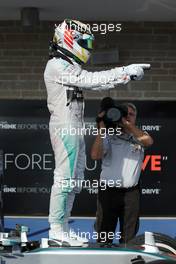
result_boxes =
[106,107,121,122]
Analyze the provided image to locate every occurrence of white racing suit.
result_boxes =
[44,57,147,235]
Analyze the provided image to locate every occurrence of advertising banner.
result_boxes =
[0,100,175,216]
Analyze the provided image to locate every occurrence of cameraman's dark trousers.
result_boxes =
[95,185,140,244]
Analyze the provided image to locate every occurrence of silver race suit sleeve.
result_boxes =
[44,57,130,91]
[44,57,150,90]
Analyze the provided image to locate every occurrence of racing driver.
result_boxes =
[44,19,150,247]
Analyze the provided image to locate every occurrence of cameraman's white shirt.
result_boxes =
[100,133,144,188]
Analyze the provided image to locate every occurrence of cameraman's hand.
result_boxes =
[121,117,153,147]
[121,117,134,131]
[98,111,105,118]
[96,111,106,128]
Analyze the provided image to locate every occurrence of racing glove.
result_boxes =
[124,64,151,80]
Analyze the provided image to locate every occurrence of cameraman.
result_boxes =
[91,98,153,244]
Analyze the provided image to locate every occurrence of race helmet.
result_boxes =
[52,19,94,64]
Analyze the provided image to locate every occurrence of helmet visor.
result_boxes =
[78,34,94,50]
